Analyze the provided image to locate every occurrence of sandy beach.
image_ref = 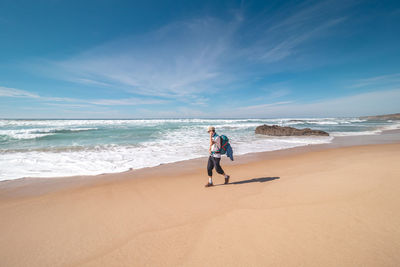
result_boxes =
[1,136,400,267]
[2,0,400,265]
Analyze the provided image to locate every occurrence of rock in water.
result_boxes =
[255,124,329,136]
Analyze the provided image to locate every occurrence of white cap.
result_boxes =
[207,126,215,132]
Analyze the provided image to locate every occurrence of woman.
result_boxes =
[205,126,230,187]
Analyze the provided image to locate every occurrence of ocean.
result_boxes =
[1,118,399,181]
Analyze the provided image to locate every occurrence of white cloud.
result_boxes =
[0,86,167,106]
[135,107,208,118]
[349,73,400,88]
[0,86,39,98]
[259,17,346,63]
[44,16,241,101]
[237,101,293,111]
[74,78,113,87]
[44,103,92,108]
[239,0,351,65]
[224,89,400,118]
[268,88,291,99]
[267,0,346,32]
[89,98,167,106]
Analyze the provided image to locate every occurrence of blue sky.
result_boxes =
[0,0,399,118]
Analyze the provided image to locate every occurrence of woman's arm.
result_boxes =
[210,133,215,145]
[209,132,215,154]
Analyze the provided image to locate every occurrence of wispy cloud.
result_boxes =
[135,106,208,118]
[40,16,242,102]
[223,88,400,118]
[258,17,346,63]
[267,88,291,99]
[0,86,40,98]
[267,0,346,32]
[44,103,92,108]
[74,78,113,88]
[89,98,167,106]
[0,86,168,106]
[349,73,400,88]
[238,101,294,111]
[239,0,351,64]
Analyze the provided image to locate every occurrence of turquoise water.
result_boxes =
[0,118,399,180]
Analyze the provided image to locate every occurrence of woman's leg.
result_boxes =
[207,156,214,177]
[213,157,225,175]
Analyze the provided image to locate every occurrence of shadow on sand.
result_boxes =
[230,176,280,185]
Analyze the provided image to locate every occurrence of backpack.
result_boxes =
[219,135,229,155]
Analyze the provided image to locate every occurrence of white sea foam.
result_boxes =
[381,122,400,131]
[0,129,54,140]
[0,127,97,140]
[0,133,333,181]
[330,130,382,137]
[330,122,400,136]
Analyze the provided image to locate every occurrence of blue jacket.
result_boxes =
[226,143,234,161]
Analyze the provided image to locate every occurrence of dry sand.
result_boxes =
[1,143,400,266]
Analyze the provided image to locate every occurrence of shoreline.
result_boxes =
[1,128,399,182]
[1,129,400,197]
[1,118,399,182]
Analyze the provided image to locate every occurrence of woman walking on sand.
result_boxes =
[205,126,230,187]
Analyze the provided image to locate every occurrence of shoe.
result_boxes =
[205,182,214,187]
[224,175,230,184]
